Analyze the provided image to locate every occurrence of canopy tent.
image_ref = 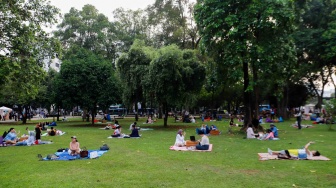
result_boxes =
[0,106,12,113]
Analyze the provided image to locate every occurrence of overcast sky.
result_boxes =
[49,0,155,20]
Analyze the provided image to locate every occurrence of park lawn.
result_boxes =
[0,117,335,188]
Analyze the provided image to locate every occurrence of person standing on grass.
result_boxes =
[35,124,41,141]
[294,109,302,130]
[196,133,210,150]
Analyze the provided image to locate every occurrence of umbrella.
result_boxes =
[0,106,13,113]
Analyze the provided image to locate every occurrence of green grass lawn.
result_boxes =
[0,117,335,188]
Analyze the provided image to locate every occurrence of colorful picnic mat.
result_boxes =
[169,144,213,152]
[258,153,331,161]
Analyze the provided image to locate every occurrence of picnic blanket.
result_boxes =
[291,124,314,129]
[107,135,141,139]
[169,144,213,152]
[42,132,66,136]
[42,150,108,161]
[258,153,331,161]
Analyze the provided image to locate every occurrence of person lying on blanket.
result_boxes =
[69,136,80,156]
[174,129,186,147]
[268,141,321,159]
[196,133,210,150]
[129,124,140,137]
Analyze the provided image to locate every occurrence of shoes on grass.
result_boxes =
[268,148,272,155]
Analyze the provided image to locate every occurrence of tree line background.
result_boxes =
[0,0,336,126]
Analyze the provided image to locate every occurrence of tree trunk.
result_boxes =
[91,104,97,125]
[163,103,168,127]
[243,60,252,127]
[57,106,60,121]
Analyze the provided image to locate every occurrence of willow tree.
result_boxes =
[194,0,297,126]
[149,45,205,127]
[117,40,154,121]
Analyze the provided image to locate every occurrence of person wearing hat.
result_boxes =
[270,124,278,138]
[69,136,80,156]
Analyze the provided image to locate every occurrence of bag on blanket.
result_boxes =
[80,147,88,158]
[100,144,110,151]
[47,154,58,160]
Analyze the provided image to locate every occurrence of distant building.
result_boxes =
[43,56,61,72]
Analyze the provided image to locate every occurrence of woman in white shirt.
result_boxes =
[246,124,256,139]
[196,134,210,150]
[174,129,186,147]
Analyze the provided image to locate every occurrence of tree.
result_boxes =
[57,47,120,125]
[147,0,198,49]
[149,45,205,126]
[0,0,61,123]
[194,0,297,126]
[293,0,336,109]
[54,4,117,63]
[117,40,154,121]
[112,8,150,52]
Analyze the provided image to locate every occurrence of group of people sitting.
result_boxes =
[196,124,220,135]
[264,115,284,123]
[2,126,53,146]
[110,121,140,138]
[174,129,210,150]
[246,123,279,140]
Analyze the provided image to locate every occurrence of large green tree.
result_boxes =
[112,8,150,52]
[147,0,198,49]
[0,0,61,123]
[149,45,205,126]
[194,0,297,126]
[54,4,117,63]
[293,0,336,108]
[57,47,121,125]
[117,40,154,121]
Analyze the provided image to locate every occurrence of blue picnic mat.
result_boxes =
[42,150,108,161]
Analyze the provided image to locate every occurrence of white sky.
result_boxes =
[45,0,155,32]
[49,0,155,19]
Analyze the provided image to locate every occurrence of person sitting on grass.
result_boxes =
[259,129,275,140]
[15,128,35,146]
[196,133,210,150]
[196,124,210,135]
[48,127,56,136]
[146,116,153,124]
[270,124,279,138]
[129,124,140,138]
[3,128,19,144]
[174,129,186,147]
[246,124,257,139]
[112,126,122,137]
[268,141,321,159]
[69,136,80,156]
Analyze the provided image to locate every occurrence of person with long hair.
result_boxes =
[69,136,80,156]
